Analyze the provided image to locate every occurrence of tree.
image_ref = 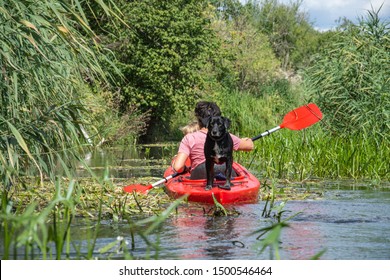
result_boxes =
[211,9,280,91]
[247,0,315,70]
[92,0,217,130]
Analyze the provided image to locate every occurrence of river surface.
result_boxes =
[74,186,389,260]
[73,146,390,260]
[3,145,389,260]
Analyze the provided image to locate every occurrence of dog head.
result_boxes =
[206,116,231,140]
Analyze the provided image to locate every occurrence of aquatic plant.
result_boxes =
[252,194,303,260]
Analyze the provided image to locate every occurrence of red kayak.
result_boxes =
[124,104,322,203]
[163,162,260,205]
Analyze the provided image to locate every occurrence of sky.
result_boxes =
[240,0,390,30]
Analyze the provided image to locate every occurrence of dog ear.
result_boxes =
[223,117,231,129]
[201,117,211,128]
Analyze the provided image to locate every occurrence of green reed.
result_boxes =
[216,84,306,138]
[304,7,389,142]
[0,174,186,259]
[0,178,75,259]
[236,127,389,181]
[250,181,327,260]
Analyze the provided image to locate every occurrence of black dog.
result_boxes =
[204,116,233,191]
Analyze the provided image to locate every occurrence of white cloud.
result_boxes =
[288,0,390,29]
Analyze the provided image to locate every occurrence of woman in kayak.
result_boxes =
[172,101,254,179]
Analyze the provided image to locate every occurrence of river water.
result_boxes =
[74,146,390,260]
[3,145,389,260]
[80,185,390,260]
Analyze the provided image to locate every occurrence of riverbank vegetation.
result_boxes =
[1,0,389,259]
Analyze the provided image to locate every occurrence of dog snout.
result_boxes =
[210,125,222,137]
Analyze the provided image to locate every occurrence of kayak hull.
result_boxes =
[163,162,260,205]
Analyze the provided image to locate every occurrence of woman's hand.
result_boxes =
[238,137,254,151]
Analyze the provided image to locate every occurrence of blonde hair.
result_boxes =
[180,121,200,135]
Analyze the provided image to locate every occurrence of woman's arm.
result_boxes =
[172,152,189,173]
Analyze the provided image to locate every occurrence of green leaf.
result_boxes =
[6,121,34,160]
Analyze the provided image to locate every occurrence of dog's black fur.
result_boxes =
[204,116,233,191]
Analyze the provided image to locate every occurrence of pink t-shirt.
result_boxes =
[178,130,241,169]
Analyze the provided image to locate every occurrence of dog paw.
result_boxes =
[205,185,213,191]
[218,183,231,191]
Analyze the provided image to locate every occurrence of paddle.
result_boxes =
[123,103,322,194]
[123,172,180,194]
[251,103,322,141]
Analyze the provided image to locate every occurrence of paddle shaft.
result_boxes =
[150,173,178,188]
[251,126,281,142]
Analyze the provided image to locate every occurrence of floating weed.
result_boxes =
[258,178,324,202]
[8,176,175,220]
[201,199,240,217]
[211,193,228,216]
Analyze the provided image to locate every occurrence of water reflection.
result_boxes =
[167,207,243,259]
[77,145,176,178]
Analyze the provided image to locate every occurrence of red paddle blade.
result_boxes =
[123,184,153,194]
[281,103,322,130]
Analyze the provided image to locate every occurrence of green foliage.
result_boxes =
[0,0,120,185]
[93,0,217,124]
[246,0,317,70]
[211,5,280,92]
[304,7,390,140]
[80,85,150,145]
[215,80,306,137]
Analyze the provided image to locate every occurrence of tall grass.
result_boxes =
[213,80,388,181]
[0,0,156,260]
[1,178,77,259]
[236,128,389,181]
[304,7,389,141]
[0,0,124,188]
